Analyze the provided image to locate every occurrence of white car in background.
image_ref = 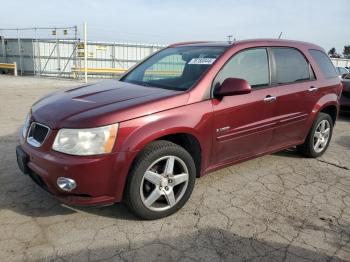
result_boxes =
[336,66,350,77]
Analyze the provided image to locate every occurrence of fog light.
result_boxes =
[57,177,76,192]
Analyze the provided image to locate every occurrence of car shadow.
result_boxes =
[272,147,304,159]
[28,227,349,261]
[1,133,349,261]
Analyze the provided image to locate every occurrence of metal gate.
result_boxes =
[35,39,80,77]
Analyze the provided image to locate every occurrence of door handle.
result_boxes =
[264,95,277,103]
[308,86,318,92]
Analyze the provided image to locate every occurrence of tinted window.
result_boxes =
[214,48,269,88]
[309,49,338,78]
[272,48,310,84]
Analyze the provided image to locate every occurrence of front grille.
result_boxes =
[27,122,50,147]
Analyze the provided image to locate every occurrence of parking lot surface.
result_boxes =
[0,75,349,262]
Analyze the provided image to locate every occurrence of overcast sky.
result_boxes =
[1,0,349,52]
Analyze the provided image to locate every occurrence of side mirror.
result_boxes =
[214,78,251,97]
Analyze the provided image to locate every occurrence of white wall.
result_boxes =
[331,58,350,68]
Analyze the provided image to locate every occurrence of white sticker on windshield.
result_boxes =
[188,58,216,65]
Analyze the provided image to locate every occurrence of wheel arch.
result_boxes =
[126,129,203,178]
[154,133,202,178]
[310,93,339,125]
[319,104,338,125]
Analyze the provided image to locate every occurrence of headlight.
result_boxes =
[22,112,31,138]
[52,124,118,156]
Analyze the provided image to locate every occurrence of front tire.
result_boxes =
[124,140,196,220]
[297,112,333,158]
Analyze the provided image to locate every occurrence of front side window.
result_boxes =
[272,48,311,84]
[121,46,226,91]
[214,48,269,88]
[309,49,338,78]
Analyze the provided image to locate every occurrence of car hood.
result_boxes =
[32,80,189,129]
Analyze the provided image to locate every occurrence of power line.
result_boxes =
[0,26,77,31]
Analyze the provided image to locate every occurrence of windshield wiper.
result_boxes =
[124,79,182,91]
[125,80,152,87]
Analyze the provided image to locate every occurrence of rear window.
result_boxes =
[272,48,311,85]
[309,49,338,78]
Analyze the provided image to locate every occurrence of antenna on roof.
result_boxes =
[278,32,283,39]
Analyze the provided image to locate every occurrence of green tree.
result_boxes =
[328,47,336,56]
[343,45,350,56]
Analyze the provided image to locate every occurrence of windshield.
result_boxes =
[120,46,227,91]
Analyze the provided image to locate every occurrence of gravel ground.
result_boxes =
[0,75,349,262]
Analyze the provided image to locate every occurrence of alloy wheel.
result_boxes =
[313,119,330,153]
[140,155,189,212]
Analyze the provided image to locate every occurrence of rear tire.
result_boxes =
[297,112,333,158]
[124,140,196,220]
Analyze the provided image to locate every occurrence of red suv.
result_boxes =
[16,39,342,219]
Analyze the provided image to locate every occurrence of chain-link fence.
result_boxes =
[0,38,164,78]
[0,27,165,78]
[2,26,349,78]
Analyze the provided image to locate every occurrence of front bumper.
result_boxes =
[16,141,133,206]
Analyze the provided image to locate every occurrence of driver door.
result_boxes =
[211,48,277,164]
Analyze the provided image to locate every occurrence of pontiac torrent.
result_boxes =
[16,39,342,219]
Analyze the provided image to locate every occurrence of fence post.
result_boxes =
[13,61,17,76]
[112,43,116,69]
[17,33,23,75]
[1,36,6,62]
[36,39,41,76]
[32,39,36,75]
[84,22,88,83]
[57,39,61,76]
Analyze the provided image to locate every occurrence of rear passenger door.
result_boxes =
[268,47,320,150]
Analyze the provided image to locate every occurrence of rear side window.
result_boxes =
[214,48,269,88]
[309,49,338,78]
[272,48,311,84]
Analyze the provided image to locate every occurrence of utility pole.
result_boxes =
[227,35,233,43]
[74,26,77,40]
[84,22,87,83]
